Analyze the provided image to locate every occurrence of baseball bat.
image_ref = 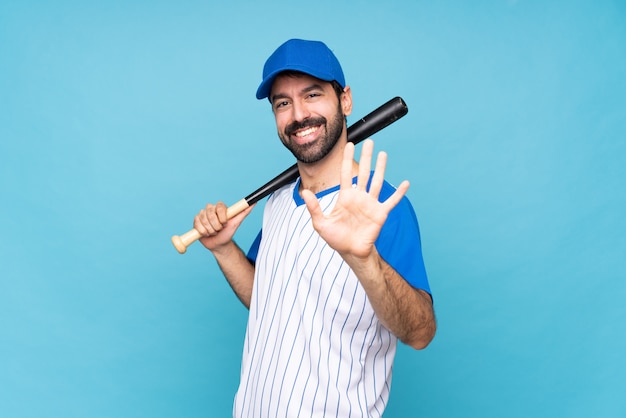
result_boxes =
[171,96,409,254]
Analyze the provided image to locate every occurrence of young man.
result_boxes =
[193,39,436,417]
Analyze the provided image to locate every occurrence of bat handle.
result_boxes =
[171,198,250,254]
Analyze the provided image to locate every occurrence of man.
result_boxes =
[193,39,436,417]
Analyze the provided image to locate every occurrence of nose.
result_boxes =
[291,100,310,122]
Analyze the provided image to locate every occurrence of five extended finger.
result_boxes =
[301,189,324,224]
[356,139,373,191]
[369,150,387,198]
[381,180,410,212]
[340,142,356,190]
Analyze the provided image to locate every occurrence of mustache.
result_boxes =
[284,117,327,136]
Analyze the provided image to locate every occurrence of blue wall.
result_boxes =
[1,1,624,417]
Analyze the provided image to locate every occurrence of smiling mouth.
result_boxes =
[286,117,326,141]
[294,125,320,138]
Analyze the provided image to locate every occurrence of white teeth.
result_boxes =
[295,126,318,137]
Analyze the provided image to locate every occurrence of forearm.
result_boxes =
[343,249,436,349]
[211,240,255,309]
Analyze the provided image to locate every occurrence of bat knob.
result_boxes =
[171,235,188,254]
[171,228,202,254]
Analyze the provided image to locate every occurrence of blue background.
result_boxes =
[1,1,625,417]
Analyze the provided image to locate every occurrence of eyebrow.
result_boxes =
[270,82,326,104]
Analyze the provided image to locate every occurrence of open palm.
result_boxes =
[301,140,409,259]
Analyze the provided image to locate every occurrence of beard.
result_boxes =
[279,103,345,164]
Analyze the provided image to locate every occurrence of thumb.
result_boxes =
[301,189,323,221]
[228,203,256,228]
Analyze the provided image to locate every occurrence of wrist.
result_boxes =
[209,239,238,257]
[341,246,381,277]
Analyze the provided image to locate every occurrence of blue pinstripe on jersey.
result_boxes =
[233,177,425,417]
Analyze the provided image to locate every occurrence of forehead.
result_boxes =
[270,72,332,97]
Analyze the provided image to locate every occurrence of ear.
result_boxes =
[341,86,353,117]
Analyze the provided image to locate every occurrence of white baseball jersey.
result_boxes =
[233,177,430,417]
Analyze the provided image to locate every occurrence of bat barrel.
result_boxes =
[347,96,408,142]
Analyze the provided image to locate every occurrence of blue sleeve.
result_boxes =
[247,230,262,264]
[375,183,431,295]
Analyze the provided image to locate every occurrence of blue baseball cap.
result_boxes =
[256,39,346,100]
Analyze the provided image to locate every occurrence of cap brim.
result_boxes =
[256,65,338,100]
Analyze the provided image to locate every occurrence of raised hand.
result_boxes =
[301,139,409,259]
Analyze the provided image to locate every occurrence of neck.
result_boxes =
[297,137,357,195]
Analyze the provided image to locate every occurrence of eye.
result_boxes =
[273,100,290,110]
